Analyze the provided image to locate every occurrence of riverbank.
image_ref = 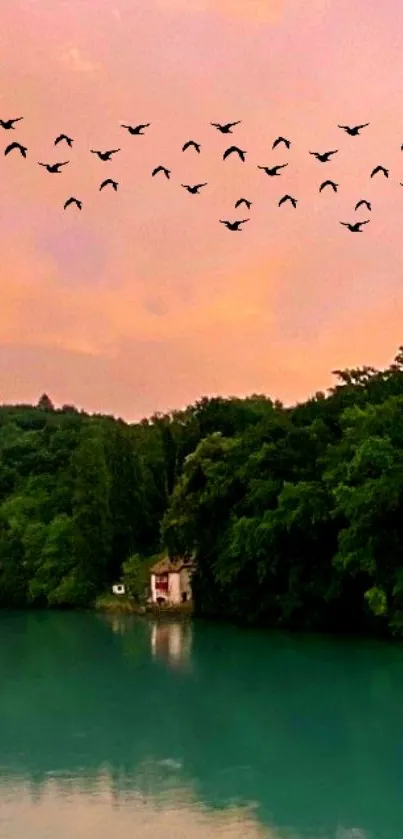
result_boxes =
[94,594,193,619]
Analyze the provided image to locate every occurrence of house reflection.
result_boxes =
[150,621,192,669]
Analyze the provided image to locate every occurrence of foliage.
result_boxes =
[3,349,403,635]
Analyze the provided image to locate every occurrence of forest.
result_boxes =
[2,348,403,636]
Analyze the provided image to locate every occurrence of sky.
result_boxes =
[1,0,403,421]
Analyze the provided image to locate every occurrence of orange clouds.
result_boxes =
[1,0,403,419]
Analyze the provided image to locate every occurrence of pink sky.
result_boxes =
[1,0,403,421]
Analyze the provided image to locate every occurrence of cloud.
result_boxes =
[155,0,328,22]
[60,47,101,74]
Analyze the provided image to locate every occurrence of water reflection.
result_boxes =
[0,611,403,839]
[150,620,192,669]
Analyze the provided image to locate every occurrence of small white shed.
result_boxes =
[112,583,126,596]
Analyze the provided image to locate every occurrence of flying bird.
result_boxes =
[220,219,249,231]
[182,140,201,153]
[90,149,120,160]
[4,141,27,157]
[100,178,118,191]
[355,199,371,211]
[223,145,246,161]
[340,220,370,232]
[181,183,207,194]
[0,117,23,130]
[309,150,338,162]
[258,164,288,176]
[370,165,388,178]
[235,198,252,209]
[121,123,150,134]
[64,197,82,210]
[272,136,291,149]
[278,194,297,207]
[319,180,338,192]
[211,121,241,133]
[38,161,69,172]
[55,134,73,147]
[338,123,369,135]
[152,165,170,178]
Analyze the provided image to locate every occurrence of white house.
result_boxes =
[112,583,126,596]
[149,555,194,605]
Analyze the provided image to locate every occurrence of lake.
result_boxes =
[1,611,403,839]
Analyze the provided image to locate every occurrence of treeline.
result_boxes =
[3,349,403,635]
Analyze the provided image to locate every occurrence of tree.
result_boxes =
[37,394,54,411]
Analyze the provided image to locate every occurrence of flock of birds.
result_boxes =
[1,117,399,231]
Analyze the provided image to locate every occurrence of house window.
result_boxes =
[155,574,168,592]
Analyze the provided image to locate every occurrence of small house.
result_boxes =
[112,583,126,596]
[149,555,194,605]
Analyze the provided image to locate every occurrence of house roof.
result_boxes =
[150,554,195,575]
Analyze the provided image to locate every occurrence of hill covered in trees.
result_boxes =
[3,348,403,636]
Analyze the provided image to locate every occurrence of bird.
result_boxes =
[220,219,249,231]
[181,183,207,194]
[309,150,338,162]
[0,117,23,130]
[235,198,252,209]
[55,134,73,147]
[258,164,288,176]
[340,220,370,232]
[272,136,291,149]
[278,194,297,207]
[152,165,170,178]
[211,121,241,133]
[100,178,118,191]
[4,141,27,157]
[182,140,201,153]
[121,123,150,135]
[338,123,369,136]
[355,199,371,211]
[64,197,82,210]
[223,145,246,161]
[370,165,388,178]
[90,149,120,160]
[319,180,338,192]
[38,161,69,172]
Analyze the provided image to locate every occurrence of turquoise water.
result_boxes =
[1,611,403,839]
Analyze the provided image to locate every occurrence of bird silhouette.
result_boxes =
[121,123,150,135]
[220,219,249,231]
[223,145,246,161]
[182,140,201,153]
[338,123,369,135]
[55,134,73,147]
[211,121,241,133]
[272,136,291,149]
[310,150,338,162]
[319,180,338,192]
[340,220,370,232]
[370,165,388,178]
[0,117,23,130]
[181,183,207,194]
[64,197,82,210]
[91,149,120,160]
[355,199,371,211]
[100,178,118,191]
[278,194,297,207]
[38,161,69,172]
[4,141,27,157]
[258,164,288,176]
[152,165,170,178]
[235,198,252,209]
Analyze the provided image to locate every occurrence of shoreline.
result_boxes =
[94,594,193,620]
